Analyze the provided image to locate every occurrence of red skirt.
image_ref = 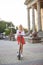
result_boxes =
[17,36,25,45]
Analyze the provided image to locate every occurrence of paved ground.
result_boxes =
[0,40,43,65]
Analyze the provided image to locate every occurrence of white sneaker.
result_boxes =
[21,54,23,58]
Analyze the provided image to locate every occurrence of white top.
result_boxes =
[15,30,25,39]
[16,30,25,36]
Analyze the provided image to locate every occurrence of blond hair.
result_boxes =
[18,25,23,31]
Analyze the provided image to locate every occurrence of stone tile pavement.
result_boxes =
[0,40,43,65]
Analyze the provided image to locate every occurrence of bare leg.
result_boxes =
[21,44,23,54]
[19,43,23,53]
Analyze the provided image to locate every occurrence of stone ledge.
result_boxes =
[28,37,41,43]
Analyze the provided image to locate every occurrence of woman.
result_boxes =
[16,25,25,58]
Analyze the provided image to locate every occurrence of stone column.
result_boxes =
[37,0,42,31]
[32,6,35,31]
[27,8,30,32]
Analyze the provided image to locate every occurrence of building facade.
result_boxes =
[24,0,43,32]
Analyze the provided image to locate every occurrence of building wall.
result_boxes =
[41,9,43,31]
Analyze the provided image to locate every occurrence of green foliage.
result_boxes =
[12,28,16,34]
[16,26,18,30]
[24,28,28,33]
[0,20,16,35]
[0,21,6,33]
[5,28,16,35]
[5,29,10,35]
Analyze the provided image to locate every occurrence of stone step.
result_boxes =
[38,31,43,38]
